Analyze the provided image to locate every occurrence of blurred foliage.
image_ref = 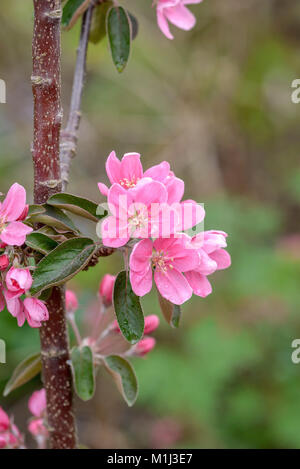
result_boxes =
[1,0,300,449]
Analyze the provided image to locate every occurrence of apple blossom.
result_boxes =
[0,254,9,271]
[133,337,156,356]
[5,266,33,298]
[0,183,32,246]
[23,298,49,328]
[156,0,203,40]
[99,274,116,306]
[65,289,79,314]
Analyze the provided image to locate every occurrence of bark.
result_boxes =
[32,0,77,449]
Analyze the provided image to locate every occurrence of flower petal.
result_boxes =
[144,161,170,182]
[209,249,231,270]
[130,265,153,297]
[154,268,192,305]
[0,183,26,222]
[130,239,153,273]
[101,216,130,248]
[106,151,121,184]
[164,4,196,31]
[0,222,32,246]
[120,153,143,183]
[97,182,109,196]
[157,9,174,40]
[165,176,184,204]
[185,271,212,297]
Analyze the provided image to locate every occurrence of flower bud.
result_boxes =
[28,418,48,438]
[65,289,78,314]
[134,337,156,357]
[144,315,160,335]
[0,407,10,432]
[6,266,32,296]
[0,254,9,271]
[99,274,115,306]
[28,389,47,418]
[23,298,49,328]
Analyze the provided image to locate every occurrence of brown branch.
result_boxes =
[32,0,77,449]
[60,3,95,191]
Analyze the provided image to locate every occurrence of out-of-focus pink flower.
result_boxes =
[130,235,198,304]
[144,315,160,334]
[28,389,47,418]
[0,254,9,271]
[0,288,5,312]
[0,407,10,432]
[184,230,231,297]
[65,289,78,314]
[134,337,156,356]
[28,418,48,438]
[156,0,203,40]
[99,274,116,306]
[23,298,49,328]
[5,266,32,298]
[0,183,32,246]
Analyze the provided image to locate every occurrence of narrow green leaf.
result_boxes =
[89,1,112,44]
[62,0,91,30]
[28,204,46,217]
[157,290,182,328]
[3,353,42,397]
[71,346,95,401]
[28,204,79,233]
[47,193,104,222]
[113,270,144,344]
[107,6,131,73]
[26,232,58,255]
[31,237,96,295]
[104,355,138,407]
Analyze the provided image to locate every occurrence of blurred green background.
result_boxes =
[1,0,300,449]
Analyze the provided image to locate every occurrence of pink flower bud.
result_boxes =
[99,274,115,306]
[28,389,47,418]
[0,254,9,271]
[16,204,29,221]
[144,315,160,335]
[28,418,48,437]
[23,298,49,328]
[6,266,32,296]
[134,337,156,357]
[65,289,78,314]
[0,407,10,432]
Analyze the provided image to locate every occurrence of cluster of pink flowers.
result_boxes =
[0,407,23,449]
[66,274,159,358]
[155,0,203,40]
[0,183,49,328]
[98,152,231,305]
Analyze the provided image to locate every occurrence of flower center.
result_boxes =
[152,249,173,273]
[128,208,148,234]
[119,177,139,189]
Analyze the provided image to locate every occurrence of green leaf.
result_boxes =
[104,355,138,407]
[26,232,58,255]
[89,1,112,44]
[28,204,79,233]
[3,353,42,397]
[71,346,95,401]
[62,0,91,30]
[31,237,96,295]
[47,193,104,222]
[128,12,138,41]
[28,204,46,217]
[113,270,144,344]
[107,6,131,73]
[157,290,182,328]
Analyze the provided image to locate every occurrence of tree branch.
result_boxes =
[60,3,95,191]
[32,0,77,449]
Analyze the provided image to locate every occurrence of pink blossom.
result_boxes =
[156,0,203,40]
[0,287,5,313]
[184,230,231,297]
[0,254,9,271]
[0,407,10,432]
[28,389,47,418]
[99,274,116,306]
[101,179,168,247]
[144,315,160,334]
[0,183,32,246]
[23,297,49,328]
[130,235,199,304]
[5,266,32,297]
[3,291,25,326]
[28,418,48,438]
[65,289,78,314]
[134,337,156,356]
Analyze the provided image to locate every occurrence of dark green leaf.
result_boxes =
[107,6,131,73]
[104,355,138,407]
[28,204,79,233]
[47,192,104,222]
[128,12,138,40]
[89,1,112,44]
[62,0,91,30]
[157,290,182,328]
[31,237,96,295]
[113,270,144,344]
[3,353,42,396]
[71,346,95,401]
[26,232,58,255]
[28,204,46,217]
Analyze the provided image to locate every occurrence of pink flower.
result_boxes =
[28,389,47,418]
[28,418,48,438]
[98,151,171,196]
[23,297,49,328]
[156,0,203,40]
[0,407,10,432]
[184,230,231,297]
[5,266,32,298]
[0,183,32,246]
[134,337,156,356]
[130,235,199,304]
[99,274,116,306]
[65,289,78,314]
[0,254,9,271]
[101,179,168,247]
[144,315,160,334]
[3,291,25,326]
